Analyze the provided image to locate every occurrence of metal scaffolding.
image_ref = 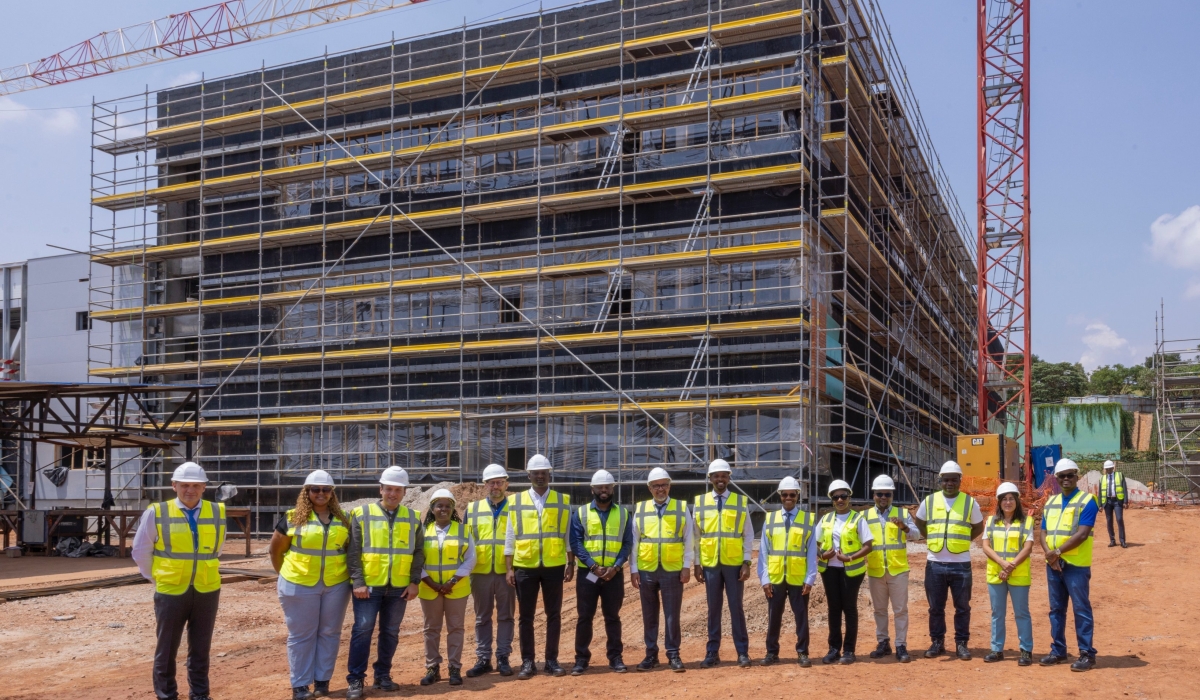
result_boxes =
[1154,312,1200,501]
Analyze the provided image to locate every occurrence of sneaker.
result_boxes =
[896,645,911,663]
[545,660,567,677]
[345,678,364,700]
[839,652,856,665]
[822,649,840,665]
[466,659,493,678]
[798,653,811,668]
[609,658,628,673]
[1018,651,1033,667]
[374,676,401,691]
[737,654,752,668]
[292,688,314,700]
[571,661,587,676]
[924,639,945,658]
[700,653,720,669]
[1070,654,1096,672]
[420,666,440,686]
[497,656,514,676]
[984,651,1004,663]
[870,640,892,659]
[668,655,686,673]
[1040,653,1068,666]
[956,643,971,661]
[312,680,330,698]
[517,660,537,680]
[636,655,660,671]
[448,667,463,686]
[761,653,779,666]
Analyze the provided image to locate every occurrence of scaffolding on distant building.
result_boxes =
[1155,311,1200,501]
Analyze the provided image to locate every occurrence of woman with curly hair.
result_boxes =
[270,470,352,700]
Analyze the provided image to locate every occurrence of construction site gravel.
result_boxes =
[1,504,1195,699]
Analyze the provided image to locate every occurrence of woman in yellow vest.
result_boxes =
[981,481,1034,666]
[418,489,475,687]
[269,469,352,700]
[815,479,874,665]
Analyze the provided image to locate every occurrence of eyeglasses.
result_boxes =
[307,486,333,494]
[649,483,670,489]
[832,493,850,501]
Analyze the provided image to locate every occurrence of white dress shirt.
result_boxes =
[756,506,819,586]
[503,487,568,557]
[693,489,754,565]
[630,498,696,573]
[130,498,203,581]
[419,521,477,580]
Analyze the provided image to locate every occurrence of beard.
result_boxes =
[595,492,613,505]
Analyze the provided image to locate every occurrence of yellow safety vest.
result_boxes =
[1044,490,1095,568]
[985,515,1034,586]
[635,499,687,573]
[817,510,867,577]
[511,489,571,569]
[279,509,350,587]
[354,502,421,587]
[1099,472,1126,504]
[578,503,629,568]
[864,505,909,578]
[150,500,226,596]
[466,497,509,575]
[693,491,748,567]
[924,492,976,554]
[763,509,816,585]
[418,521,472,600]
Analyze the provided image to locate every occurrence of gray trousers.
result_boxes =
[422,595,469,669]
[277,578,353,687]
[867,570,910,647]
[638,569,684,657]
[471,572,515,661]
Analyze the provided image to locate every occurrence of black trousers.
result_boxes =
[820,567,863,653]
[638,569,684,657]
[924,561,972,644]
[574,570,625,664]
[153,588,220,700]
[702,564,749,656]
[765,580,810,656]
[1104,501,1127,544]
[514,565,565,663]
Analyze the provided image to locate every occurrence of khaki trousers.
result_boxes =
[868,570,909,647]
[421,595,469,669]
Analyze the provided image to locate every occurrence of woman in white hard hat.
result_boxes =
[418,489,476,687]
[815,479,873,665]
[981,481,1035,666]
[269,469,352,700]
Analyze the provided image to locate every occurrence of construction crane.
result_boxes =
[0,0,427,96]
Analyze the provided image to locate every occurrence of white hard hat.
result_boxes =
[380,465,410,487]
[871,474,896,491]
[939,461,963,476]
[428,487,456,505]
[1103,460,1115,470]
[171,462,208,483]
[482,464,508,482]
[778,476,801,492]
[827,479,852,497]
[707,458,732,475]
[304,469,334,487]
[1054,458,1080,475]
[591,469,615,486]
[647,467,671,484]
[527,454,552,471]
[996,481,1021,498]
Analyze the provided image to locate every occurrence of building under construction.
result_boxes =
[87,0,977,529]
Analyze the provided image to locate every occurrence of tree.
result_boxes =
[1030,355,1088,404]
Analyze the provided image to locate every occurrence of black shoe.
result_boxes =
[191,696,213,700]
[896,645,911,663]
[517,660,537,680]
[292,687,315,700]
[312,680,330,698]
[700,653,720,669]
[545,660,567,677]
[984,651,1004,663]
[345,678,364,700]
[870,640,893,659]
[761,653,779,666]
[1109,541,1117,547]
[737,654,752,668]
[571,661,587,676]
[798,653,811,668]
[1071,654,1096,672]
[925,639,945,658]
[668,655,686,673]
[956,643,971,661]
[1121,542,1128,548]
[610,658,628,673]
[420,666,440,686]
[448,667,463,686]
[466,659,493,678]
[374,675,401,691]
[1018,651,1033,667]
[839,652,856,665]
[637,655,660,671]
[822,649,840,664]
[497,656,514,676]
[1040,653,1068,666]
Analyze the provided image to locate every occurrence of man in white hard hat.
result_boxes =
[1099,460,1127,548]
[131,462,226,700]
[693,458,754,668]
[913,461,984,661]
[568,469,632,675]
[464,464,516,678]
[757,475,817,668]
[1038,458,1099,671]
[863,474,921,663]
[630,466,693,672]
[504,454,574,679]
[344,466,424,699]
[815,479,874,664]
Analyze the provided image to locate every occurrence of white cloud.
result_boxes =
[1150,205,1200,269]
[0,96,81,134]
[1186,279,1200,300]
[168,70,202,88]
[1080,322,1131,370]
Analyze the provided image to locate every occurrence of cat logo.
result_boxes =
[971,438,984,446]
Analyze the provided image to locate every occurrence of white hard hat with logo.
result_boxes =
[707,458,732,475]
[1103,460,1115,470]
[939,461,963,476]
[778,476,801,492]
[380,465,410,487]
[527,454,552,471]
[304,469,334,487]
[591,469,616,486]
[482,464,508,482]
[647,467,671,484]
[827,479,852,497]
[1054,458,1080,475]
[996,481,1021,498]
[171,462,208,483]
[871,474,896,491]
[428,487,456,505]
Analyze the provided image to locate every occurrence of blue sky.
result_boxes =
[1,0,1196,368]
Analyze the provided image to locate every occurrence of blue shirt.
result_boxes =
[490,496,508,519]
[568,500,633,569]
[1045,488,1098,528]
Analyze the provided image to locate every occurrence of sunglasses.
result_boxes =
[307,486,333,494]
[1055,472,1078,479]
[873,492,892,498]
[832,493,850,501]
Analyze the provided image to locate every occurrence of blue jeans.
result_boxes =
[346,586,410,682]
[987,582,1033,652]
[1047,563,1096,658]
[924,561,972,643]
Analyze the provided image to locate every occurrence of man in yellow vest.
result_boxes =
[864,474,921,663]
[505,454,574,679]
[693,458,754,669]
[568,469,633,675]
[1099,460,1128,548]
[344,466,424,699]
[914,461,984,661]
[1038,458,1099,671]
[630,466,693,673]
[131,462,226,700]
[464,464,515,678]
[757,476,817,668]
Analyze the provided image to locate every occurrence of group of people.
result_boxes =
[130,454,1126,700]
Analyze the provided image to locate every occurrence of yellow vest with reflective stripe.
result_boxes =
[635,499,687,572]
[578,503,629,568]
[280,509,350,587]
[354,502,421,587]
[694,491,747,567]
[1044,490,1095,567]
[985,514,1034,586]
[1099,472,1126,504]
[466,498,509,575]
[151,500,226,595]
[511,490,571,569]
[925,492,975,554]
[817,510,867,577]
[864,505,909,577]
[764,509,815,585]
[418,521,472,600]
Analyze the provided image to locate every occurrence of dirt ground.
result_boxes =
[1,506,1195,699]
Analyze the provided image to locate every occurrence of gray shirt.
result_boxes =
[347,500,425,588]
